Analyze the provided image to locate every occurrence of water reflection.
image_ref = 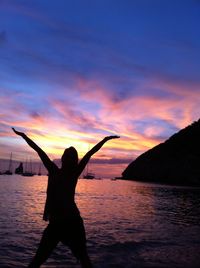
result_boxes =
[148,185,200,226]
[0,175,200,268]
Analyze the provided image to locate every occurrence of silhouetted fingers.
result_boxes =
[106,135,120,140]
[113,135,120,139]
[12,127,23,136]
[12,127,18,134]
[109,135,120,139]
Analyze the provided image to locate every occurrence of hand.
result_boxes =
[105,135,120,141]
[12,127,24,136]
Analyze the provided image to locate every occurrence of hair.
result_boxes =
[61,146,78,169]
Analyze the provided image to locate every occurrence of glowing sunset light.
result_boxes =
[0,1,199,177]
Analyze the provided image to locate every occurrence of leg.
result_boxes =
[60,217,93,267]
[68,243,93,268]
[67,218,93,268]
[79,250,93,268]
[28,224,59,268]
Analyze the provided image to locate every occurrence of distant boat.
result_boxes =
[3,153,13,175]
[83,172,95,179]
[111,177,122,180]
[82,145,95,179]
[15,162,23,174]
[22,158,34,177]
[22,172,34,177]
[4,170,12,175]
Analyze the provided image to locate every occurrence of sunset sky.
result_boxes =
[0,0,200,170]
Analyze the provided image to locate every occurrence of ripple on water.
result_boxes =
[0,176,200,268]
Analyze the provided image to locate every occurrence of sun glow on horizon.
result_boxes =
[0,1,199,166]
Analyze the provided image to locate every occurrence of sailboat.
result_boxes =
[83,159,95,179]
[83,172,95,179]
[83,145,95,179]
[15,162,23,174]
[22,158,34,177]
[3,152,13,175]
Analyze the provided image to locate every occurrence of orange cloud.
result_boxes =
[0,73,199,165]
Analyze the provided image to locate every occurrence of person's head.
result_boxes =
[61,146,78,170]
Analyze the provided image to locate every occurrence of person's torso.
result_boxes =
[43,167,80,221]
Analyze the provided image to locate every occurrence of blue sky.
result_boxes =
[0,0,200,166]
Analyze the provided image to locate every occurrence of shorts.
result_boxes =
[43,216,87,260]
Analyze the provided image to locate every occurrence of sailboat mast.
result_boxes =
[8,152,12,171]
[87,144,90,173]
[25,158,28,173]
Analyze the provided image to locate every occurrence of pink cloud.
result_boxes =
[1,68,199,163]
[69,74,200,151]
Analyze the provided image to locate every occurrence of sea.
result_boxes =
[0,175,200,268]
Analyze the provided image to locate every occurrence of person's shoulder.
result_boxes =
[48,163,59,175]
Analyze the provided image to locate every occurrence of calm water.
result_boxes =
[0,175,200,268]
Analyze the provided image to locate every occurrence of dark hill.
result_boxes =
[122,119,200,186]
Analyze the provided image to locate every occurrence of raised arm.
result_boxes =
[77,135,120,176]
[12,128,56,172]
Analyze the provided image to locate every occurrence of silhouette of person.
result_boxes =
[12,127,119,268]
